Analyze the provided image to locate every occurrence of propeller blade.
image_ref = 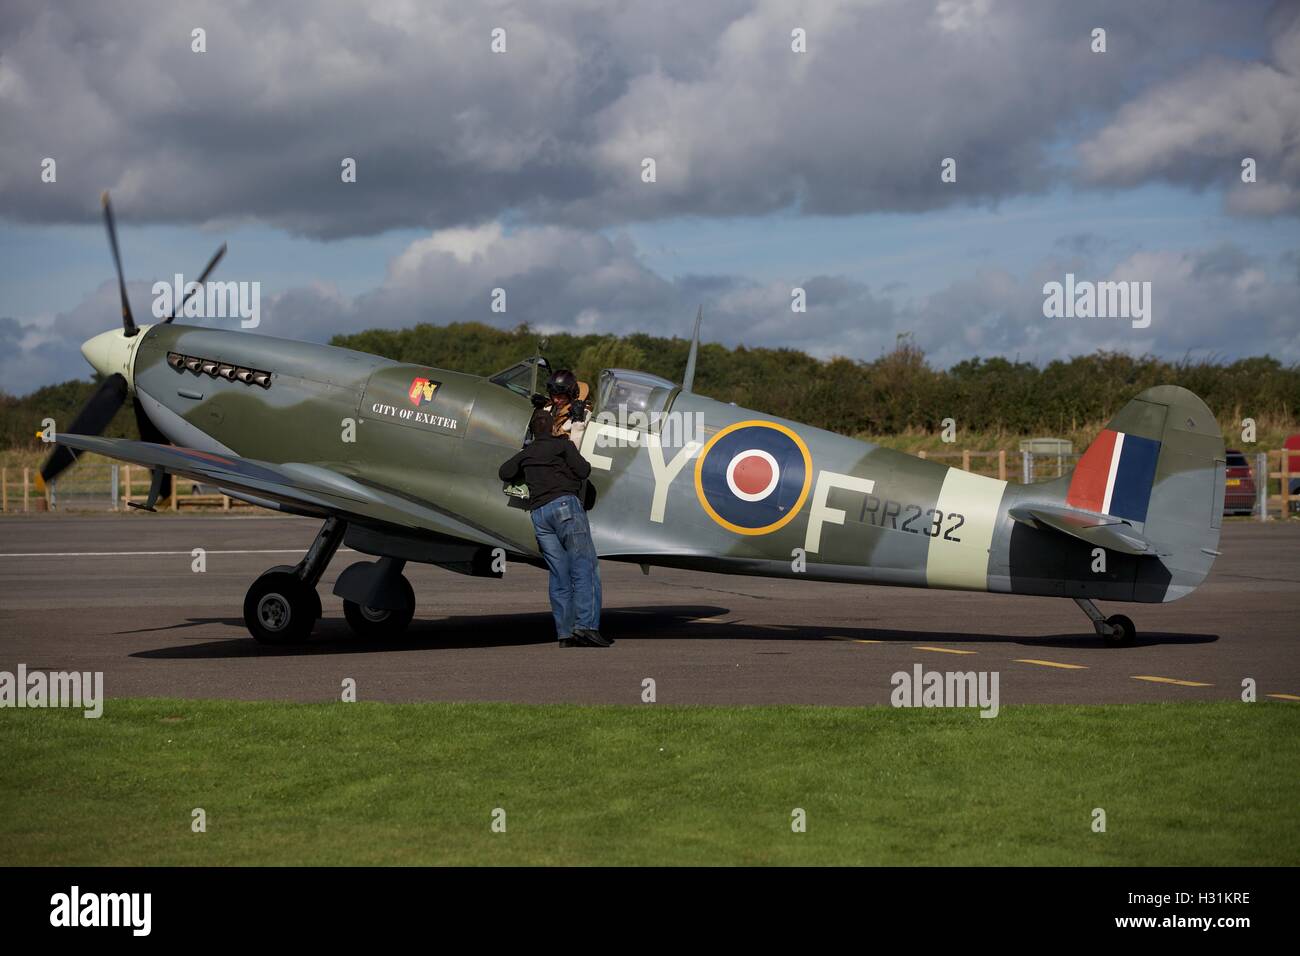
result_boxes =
[38,373,128,485]
[132,398,168,445]
[101,192,138,337]
[165,242,227,323]
[132,398,173,499]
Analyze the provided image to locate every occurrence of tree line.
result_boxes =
[333,324,1299,436]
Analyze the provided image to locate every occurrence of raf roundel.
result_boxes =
[694,421,813,535]
[726,449,779,501]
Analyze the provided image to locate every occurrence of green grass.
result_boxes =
[0,699,1295,865]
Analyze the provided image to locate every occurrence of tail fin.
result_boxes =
[1056,385,1225,601]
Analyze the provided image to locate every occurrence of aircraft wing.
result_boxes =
[53,434,526,553]
[1007,504,1159,556]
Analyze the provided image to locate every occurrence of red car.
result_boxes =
[1223,449,1256,515]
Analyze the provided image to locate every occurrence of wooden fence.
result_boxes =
[915,448,1077,482]
[0,463,254,513]
[1253,449,1298,520]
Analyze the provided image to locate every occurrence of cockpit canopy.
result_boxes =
[488,358,677,420]
[487,356,551,399]
[596,368,677,417]
[485,358,682,444]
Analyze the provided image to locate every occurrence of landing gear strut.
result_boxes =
[1074,598,1136,647]
[243,517,347,645]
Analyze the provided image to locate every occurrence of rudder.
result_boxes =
[1063,385,1225,601]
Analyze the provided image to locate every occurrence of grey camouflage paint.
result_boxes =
[127,324,1223,605]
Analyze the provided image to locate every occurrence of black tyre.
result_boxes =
[244,571,319,645]
[342,575,415,638]
[1102,613,1136,647]
[265,565,321,619]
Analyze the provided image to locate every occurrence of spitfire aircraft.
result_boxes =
[42,196,1226,646]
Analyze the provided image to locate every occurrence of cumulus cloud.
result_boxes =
[1079,5,1300,216]
[259,225,910,356]
[0,281,151,394]
[2,2,1294,393]
[5,224,1293,396]
[908,244,1300,366]
[0,0,1268,237]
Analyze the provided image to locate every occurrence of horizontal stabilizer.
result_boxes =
[1007,504,1159,556]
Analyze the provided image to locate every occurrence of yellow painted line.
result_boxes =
[1132,675,1213,688]
[1014,659,1088,670]
[1266,693,1300,701]
[852,639,883,644]
[913,645,977,655]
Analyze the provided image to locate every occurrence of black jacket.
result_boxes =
[498,436,592,510]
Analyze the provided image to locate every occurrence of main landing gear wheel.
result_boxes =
[1102,614,1136,647]
[265,565,322,619]
[343,574,415,638]
[244,571,320,645]
[241,516,346,645]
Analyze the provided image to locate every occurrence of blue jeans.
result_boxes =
[530,494,602,638]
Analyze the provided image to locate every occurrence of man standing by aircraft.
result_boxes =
[542,368,602,623]
[499,408,609,648]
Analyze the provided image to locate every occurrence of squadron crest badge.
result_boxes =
[408,377,440,406]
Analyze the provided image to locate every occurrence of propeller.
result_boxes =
[165,241,226,323]
[38,373,128,486]
[37,192,224,493]
[38,382,174,498]
[132,397,174,500]
[101,192,138,337]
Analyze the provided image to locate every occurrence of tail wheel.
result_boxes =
[244,571,319,645]
[1102,614,1136,647]
[343,574,415,638]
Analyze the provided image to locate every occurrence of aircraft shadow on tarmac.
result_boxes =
[127,603,1218,659]
[130,604,731,658]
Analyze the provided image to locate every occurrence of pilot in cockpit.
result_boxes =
[542,368,590,450]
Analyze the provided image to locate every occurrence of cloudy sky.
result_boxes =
[1,0,1297,394]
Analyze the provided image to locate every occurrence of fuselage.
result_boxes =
[112,323,1218,604]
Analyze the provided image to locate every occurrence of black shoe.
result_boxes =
[572,627,612,648]
[559,637,584,648]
